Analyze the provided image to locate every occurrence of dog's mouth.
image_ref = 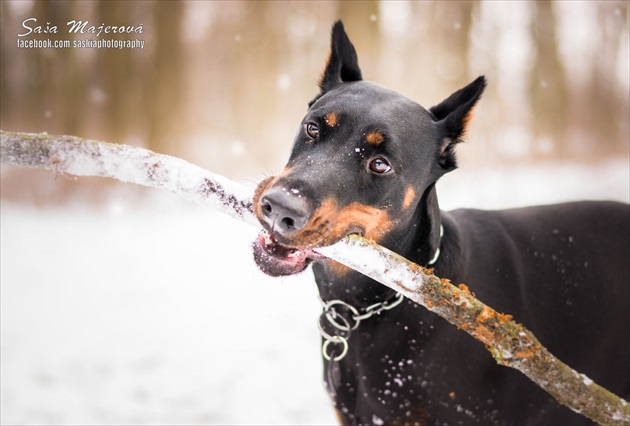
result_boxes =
[252,229,328,277]
[251,183,377,277]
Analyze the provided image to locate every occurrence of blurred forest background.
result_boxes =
[1,0,628,203]
[0,3,628,423]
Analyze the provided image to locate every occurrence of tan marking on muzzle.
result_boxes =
[303,201,396,276]
[334,202,394,241]
[264,194,395,248]
[254,179,397,278]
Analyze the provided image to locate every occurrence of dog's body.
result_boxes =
[252,22,630,425]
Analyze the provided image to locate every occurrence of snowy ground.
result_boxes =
[1,160,628,425]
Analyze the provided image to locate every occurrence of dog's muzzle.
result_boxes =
[252,185,326,276]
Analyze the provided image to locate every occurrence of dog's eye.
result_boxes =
[306,123,320,139]
[368,157,392,174]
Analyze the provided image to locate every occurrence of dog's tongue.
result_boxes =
[259,229,308,260]
[253,229,324,276]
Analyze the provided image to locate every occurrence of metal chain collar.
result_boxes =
[317,224,443,362]
[318,292,405,362]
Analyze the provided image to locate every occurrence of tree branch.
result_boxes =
[0,130,258,227]
[1,130,628,425]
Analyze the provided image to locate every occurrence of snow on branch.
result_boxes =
[0,130,258,227]
[1,130,628,425]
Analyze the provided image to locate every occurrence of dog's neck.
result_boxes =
[396,183,443,267]
[313,183,443,308]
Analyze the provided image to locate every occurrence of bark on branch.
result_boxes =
[1,130,628,425]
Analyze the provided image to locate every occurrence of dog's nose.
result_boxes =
[260,187,310,237]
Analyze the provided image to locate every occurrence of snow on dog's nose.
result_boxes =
[259,186,310,238]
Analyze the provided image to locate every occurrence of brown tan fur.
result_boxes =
[325,112,338,127]
[365,131,384,145]
[402,186,416,210]
[286,198,395,248]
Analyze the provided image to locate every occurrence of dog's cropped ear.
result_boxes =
[429,76,487,171]
[316,21,362,97]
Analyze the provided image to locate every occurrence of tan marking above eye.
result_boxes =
[324,112,338,127]
[366,131,384,145]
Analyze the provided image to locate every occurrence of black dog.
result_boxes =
[252,21,629,425]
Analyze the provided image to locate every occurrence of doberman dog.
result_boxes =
[252,21,629,425]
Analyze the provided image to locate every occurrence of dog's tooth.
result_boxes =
[262,231,274,245]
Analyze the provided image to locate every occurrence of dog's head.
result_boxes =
[253,21,486,276]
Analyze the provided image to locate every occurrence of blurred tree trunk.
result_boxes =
[588,1,628,154]
[147,1,183,155]
[230,2,284,165]
[97,1,134,144]
[0,2,12,126]
[7,0,86,138]
[24,1,56,131]
[60,1,86,137]
[433,0,474,86]
[48,1,82,136]
[529,0,568,157]
[337,0,380,70]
